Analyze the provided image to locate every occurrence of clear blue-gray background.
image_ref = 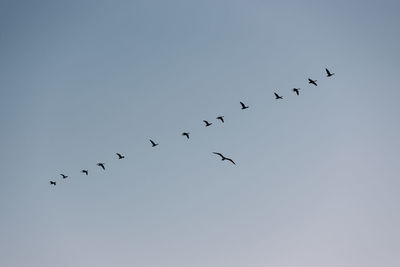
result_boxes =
[1,0,399,266]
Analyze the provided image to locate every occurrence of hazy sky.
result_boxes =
[1,1,400,266]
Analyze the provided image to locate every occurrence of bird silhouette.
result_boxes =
[240,101,249,110]
[274,92,283,99]
[50,181,56,186]
[150,139,159,147]
[203,120,212,127]
[308,78,318,86]
[116,153,125,159]
[60,174,68,179]
[325,68,335,77]
[213,152,236,165]
[216,116,224,123]
[81,170,88,175]
[97,163,105,170]
[182,132,190,139]
[292,88,300,95]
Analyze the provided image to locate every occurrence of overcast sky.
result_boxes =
[1,1,400,266]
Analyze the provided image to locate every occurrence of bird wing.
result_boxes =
[240,102,245,108]
[325,68,331,75]
[150,140,155,145]
[274,92,279,98]
[116,153,122,157]
[227,158,236,165]
[213,152,224,158]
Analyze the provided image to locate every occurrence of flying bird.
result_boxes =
[81,170,88,175]
[274,92,283,99]
[50,181,56,186]
[216,116,224,123]
[325,68,335,77]
[182,132,190,139]
[60,174,68,179]
[116,153,125,159]
[97,163,105,170]
[150,139,159,147]
[292,88,300,95]
[308,78,318,86]
[240,101,249,110]
[203,120,212,127]
[213,152,236,165]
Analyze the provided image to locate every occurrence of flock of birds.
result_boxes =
[49,68,335,186]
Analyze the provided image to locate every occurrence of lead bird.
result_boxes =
[116,153,125,159]
[240,101,249,110]
[308,78,318,86]
[292,88,300,95]
[325,68,335,77]
[60,174,68,179]
[213,152,236,165]
[150,139,159,147]
[182,132,190,139]
[97,163,105,170]
[274,92,283,99]
[203,120,212,127]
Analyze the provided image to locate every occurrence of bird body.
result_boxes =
[213,152,236,165]
[81,170,88,175]
[325,68,335,77]
[203,120,212,127]
[240,101,249,110]
[182,132,190,139]
[308,78,318,86]
[116,153,125,159]
[216,116,224,123]
[292,88,300,95]
[97,163,105,170]
[274,92,283,99]
[150,139,159,147]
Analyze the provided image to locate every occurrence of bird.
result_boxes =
[182,132,190,139]
[216,116,224,123]
[274,92,283,99]
[97,163,105,170]
[116,153,125,159]
[150,139,159,147]
[50,181,56,186]
[292,88,300,95]
[203,120,212,127]
[308,78,318,86]
[212,152,236,165]
[81,170,88,175]
[240,101,249,110]
[325,68,335,77]
[60,174,68,179]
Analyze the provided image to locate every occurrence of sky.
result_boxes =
[1,0,400,266]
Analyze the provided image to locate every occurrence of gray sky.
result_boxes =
[1,0,400,266]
